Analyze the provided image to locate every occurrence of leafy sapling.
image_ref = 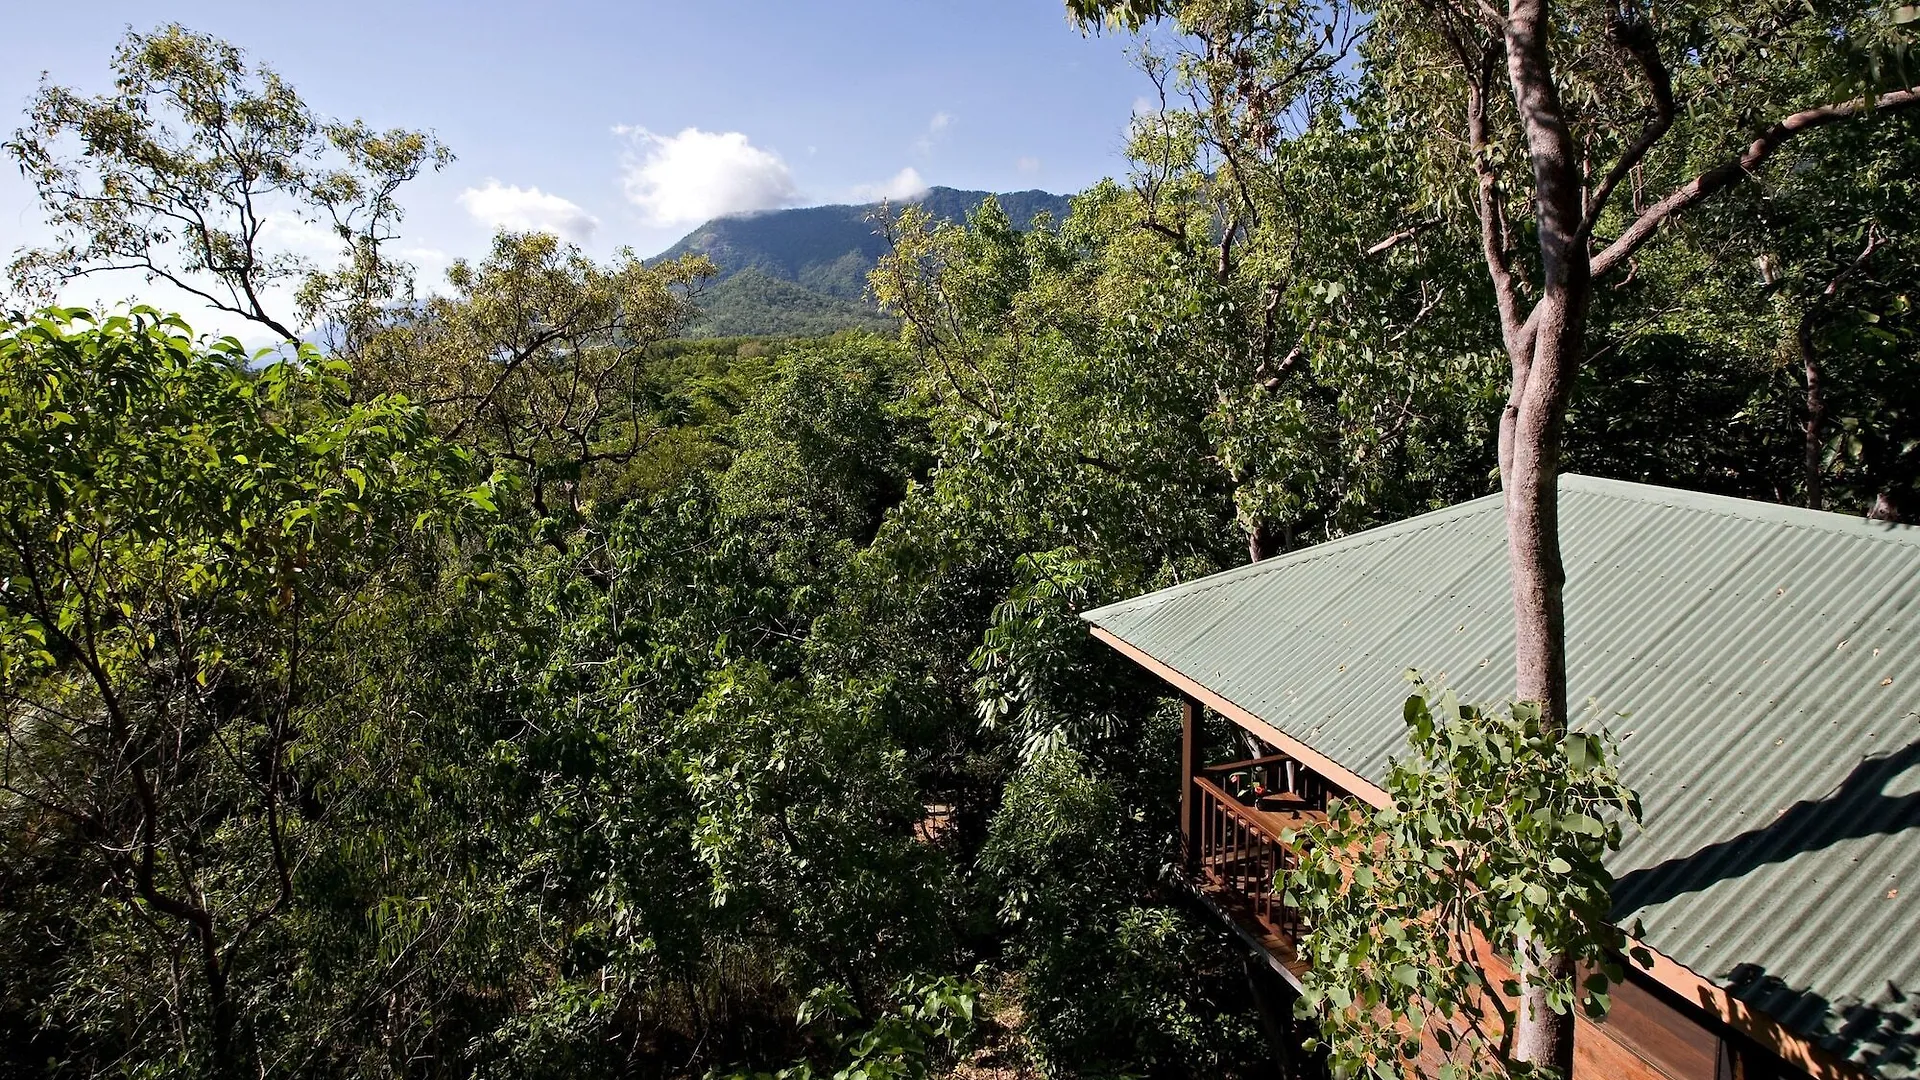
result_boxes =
[1284,675,1645,1080]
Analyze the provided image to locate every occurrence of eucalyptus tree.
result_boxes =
[6,26,451,350]
[0,308,487,1073]
[359,231,714,518]
[1072,0,1919,1068]
[1118,6,1505,558]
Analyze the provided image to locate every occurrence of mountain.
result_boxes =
[690,268,898,338]
[656,186,1073,337]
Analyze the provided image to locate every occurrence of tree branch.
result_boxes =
[1578,5,1674,240]
[1460,48,1526,349]
[1592,86,1920,278]
[1365,217,1444,257]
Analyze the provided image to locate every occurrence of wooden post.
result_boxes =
[1181,693,1203,873]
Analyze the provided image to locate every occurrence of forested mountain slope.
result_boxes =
[655,187,1072,336]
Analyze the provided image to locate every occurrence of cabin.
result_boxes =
[1082,475,1920,1080]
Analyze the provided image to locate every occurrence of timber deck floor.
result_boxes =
[1193,876,1313,981]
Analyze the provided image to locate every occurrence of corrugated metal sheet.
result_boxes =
[1083,474,1920,1077]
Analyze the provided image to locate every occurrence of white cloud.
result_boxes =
[913,112,955,157]
[457,180,599,243]
[614,126,798,227]
[257,211,341,257]
[852,167,929,203]
[1016,156,1042,175]
[1133,96,1161,116]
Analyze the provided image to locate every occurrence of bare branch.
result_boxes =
[1365,217,1444,257]
[1466,52,1526,347]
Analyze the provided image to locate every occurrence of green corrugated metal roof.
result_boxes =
[1083,474,1920,1077]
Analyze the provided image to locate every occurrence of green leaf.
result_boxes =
[1562,812,1604,836]
[1566,733,1595,769]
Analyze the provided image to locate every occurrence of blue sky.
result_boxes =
[2,1,1156,337]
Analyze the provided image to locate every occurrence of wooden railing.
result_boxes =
[1190,774,1307,944]
[1201,752,1338,807]
[1173,695,1344,960]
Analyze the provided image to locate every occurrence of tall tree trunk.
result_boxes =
[202,936,237,1073]
[1500,294,1581,739]
[1499,301,1583,1080]
[1247,519,1282,562]
[1499,0,1589,1070]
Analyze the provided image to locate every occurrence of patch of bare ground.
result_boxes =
[943,973,1040,1080]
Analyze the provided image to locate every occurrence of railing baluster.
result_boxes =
[1187,774,1318,945]
[1227,812,1236,885]
[1199,781,1210,882]
[1264,844,1274,926]
[1201,781,1210,878]
[1198,780,1213,883]
[1196,780,1205,876]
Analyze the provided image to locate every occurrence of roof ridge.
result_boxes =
[1562,474,1920,548]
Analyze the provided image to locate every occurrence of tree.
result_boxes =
[1354,4,1914,1062]
[6,25,451,347]
[1072,0,1919,1067]
[1114,5,1464,561]
[0,307,486,1072]
[1739,118,1920,518]
[359,231,713,518]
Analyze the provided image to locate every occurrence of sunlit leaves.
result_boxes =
[0,305,487,1072]
[357,230,714,521]
[5,26,451,343]
[1287,678,1642,1080]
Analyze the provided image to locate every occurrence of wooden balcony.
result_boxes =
[1183,752,1329,984]
[1175,721,1682,1080]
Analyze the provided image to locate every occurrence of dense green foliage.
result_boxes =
[2,13,1916,1080]
[0,308,489,1073]
[1286,682,1644,1080]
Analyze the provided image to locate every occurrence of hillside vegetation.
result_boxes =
[655,187,1073,336]
[2,12,1916,1080]
[689,268,897,337]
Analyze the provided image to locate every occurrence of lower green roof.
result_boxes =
[1083,474,1920,1077]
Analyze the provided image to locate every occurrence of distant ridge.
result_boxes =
[655,186,1072,338]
